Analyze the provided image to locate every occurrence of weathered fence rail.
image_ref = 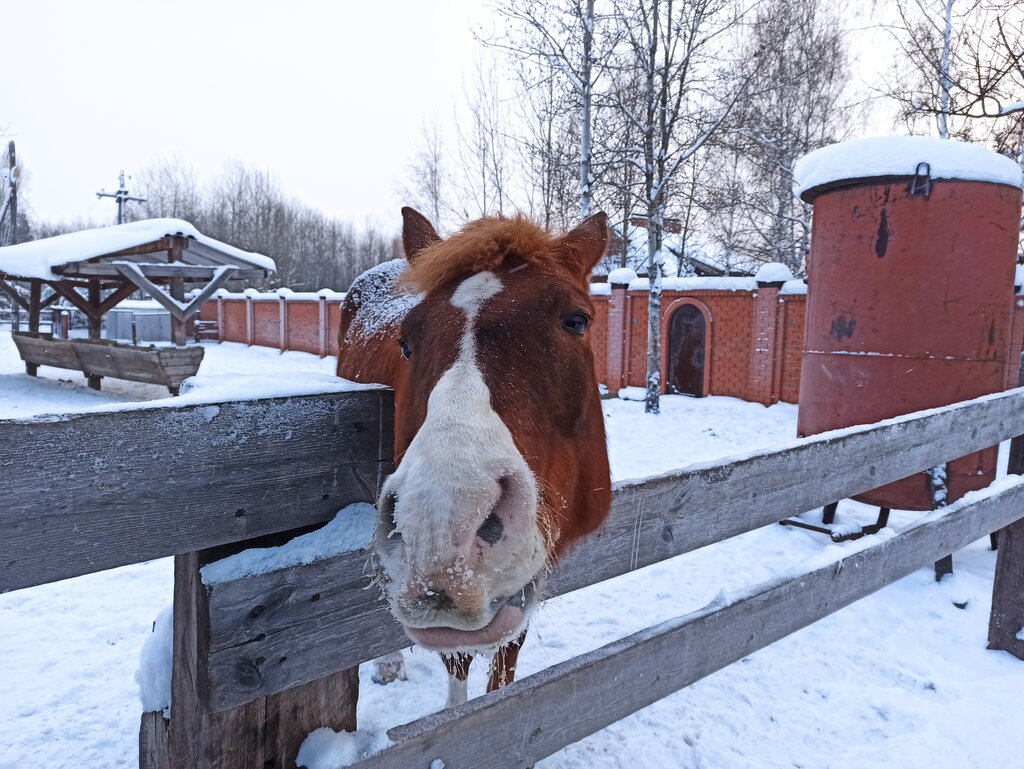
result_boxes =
[201,386,1024,710]
[0,388,393,592]
[2,385,1023,769]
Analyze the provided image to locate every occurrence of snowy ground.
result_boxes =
[1,335,1021,769]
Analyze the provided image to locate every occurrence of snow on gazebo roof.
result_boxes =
[0,218,275,280]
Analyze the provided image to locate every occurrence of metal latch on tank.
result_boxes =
[908,161,931,198]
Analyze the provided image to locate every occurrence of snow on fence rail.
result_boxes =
[2,387,1023,769]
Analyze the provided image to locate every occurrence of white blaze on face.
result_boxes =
[376,271,546,635]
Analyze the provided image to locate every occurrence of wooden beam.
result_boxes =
[349,479,1024,769]
[39,290,61,311]
[0,279,29,311]
[48,281,102,320]
[0,389,394,592]
[62,263,226,280]
[98,281,142,315]
[113,261,238,323]
[200,386,1024,710]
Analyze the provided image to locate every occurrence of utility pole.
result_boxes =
[1,141,17,245]
[1,141,19,330]
[96,170,146,224]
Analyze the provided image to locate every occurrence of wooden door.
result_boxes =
[668,304,707,396]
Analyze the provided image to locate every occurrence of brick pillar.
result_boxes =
[605,269,636,393]
[277,289,292,354]
[750,284,783,405]
[318,294,329,359]
[244,291,255,346]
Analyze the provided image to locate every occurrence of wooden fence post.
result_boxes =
[216,296,225,343]
[142,546,359,769]
[988,354,1024,659]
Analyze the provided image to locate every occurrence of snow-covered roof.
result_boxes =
[0,218,275,280]
[603,221,759,278]
[795,136,1024,201]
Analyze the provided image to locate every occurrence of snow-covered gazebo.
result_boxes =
[0,218,275,391]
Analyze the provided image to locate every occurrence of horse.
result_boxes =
[337,207,611,707]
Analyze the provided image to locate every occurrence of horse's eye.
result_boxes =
[399,339,411,359]
[563,313,589,336]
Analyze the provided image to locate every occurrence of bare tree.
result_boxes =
[607,0,758,413]
[399,120,449,232]
[449,57,517,221]
[133,156,203,223]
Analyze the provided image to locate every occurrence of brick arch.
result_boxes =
[660,298,713,396]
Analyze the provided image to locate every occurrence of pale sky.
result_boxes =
[5,1,490,229]
[5,1,900,232]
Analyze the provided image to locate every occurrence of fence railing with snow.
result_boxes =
[2,384,1022,768]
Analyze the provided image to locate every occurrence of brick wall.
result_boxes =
[205,285,806,405]
[204,286,1024,408]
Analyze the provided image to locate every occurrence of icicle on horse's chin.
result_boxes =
[337,207,612,707]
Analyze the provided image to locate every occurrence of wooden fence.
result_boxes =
[2,386,1023,769]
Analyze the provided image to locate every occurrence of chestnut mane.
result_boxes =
[401,215,562,295]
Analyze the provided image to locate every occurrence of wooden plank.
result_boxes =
[139,712,170,769]
[11,332,82,371]
[353,478,1024,769]
[162,550,359,769]
[203,387,1024,709]
[0,389,394,592]
[988,518,1024,659]
[988,403,1024,659]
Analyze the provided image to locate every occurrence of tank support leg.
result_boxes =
[822,502,838,525]
[930,464,952,581]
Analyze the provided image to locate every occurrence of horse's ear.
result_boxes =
[561,211,608,278]
[401,207,441,263]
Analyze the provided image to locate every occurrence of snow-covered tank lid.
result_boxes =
[794,136,1024,202]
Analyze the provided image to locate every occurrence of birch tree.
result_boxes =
[485,0,615,220]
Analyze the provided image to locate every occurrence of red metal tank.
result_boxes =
[795,137,1023,510]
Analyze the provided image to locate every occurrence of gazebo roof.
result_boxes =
[0,218,275,281]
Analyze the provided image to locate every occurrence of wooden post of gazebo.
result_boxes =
[169,238,187,346]
[25,281,41,376]
[87,279,102,389]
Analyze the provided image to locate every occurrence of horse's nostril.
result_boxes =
[477,511,504,545]
[420,590,455,612]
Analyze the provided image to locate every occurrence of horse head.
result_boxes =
[340,208,612,652]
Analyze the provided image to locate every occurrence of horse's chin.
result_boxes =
[403,603,530,652]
